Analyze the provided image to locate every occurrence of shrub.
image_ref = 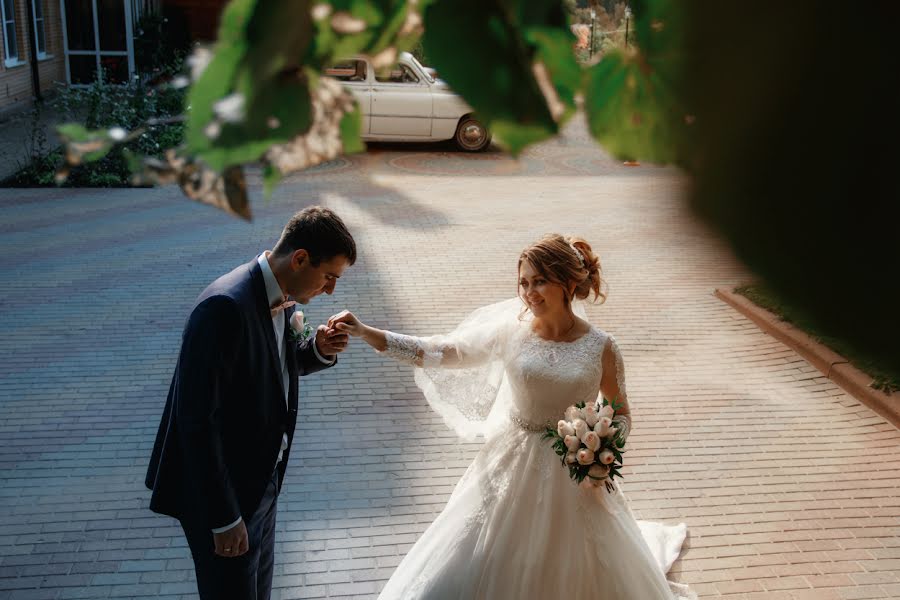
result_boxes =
[2,76,186,187]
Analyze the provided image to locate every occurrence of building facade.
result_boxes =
[1,0,65,113]
[0,0,169,114]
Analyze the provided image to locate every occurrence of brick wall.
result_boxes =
[0,0,66,114]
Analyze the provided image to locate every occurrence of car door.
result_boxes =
[325,59,372,135]
[369,63,433,137]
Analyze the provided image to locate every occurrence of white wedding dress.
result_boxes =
[374,300,696,600]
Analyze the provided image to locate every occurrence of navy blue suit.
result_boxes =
[146,258,333,598]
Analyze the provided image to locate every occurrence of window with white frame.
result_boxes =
[1,0,20,66]
[32,0,47,58]
[62,0,135,84]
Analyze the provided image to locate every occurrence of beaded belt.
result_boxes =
[510,412,552,433]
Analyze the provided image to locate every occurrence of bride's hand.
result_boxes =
[328,310,365,337]
[328,311,389,351]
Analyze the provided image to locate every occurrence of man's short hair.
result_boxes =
[272,206,357,266]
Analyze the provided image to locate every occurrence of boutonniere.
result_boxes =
[289,309,314,342]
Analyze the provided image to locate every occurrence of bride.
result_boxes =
[329,234,696,600]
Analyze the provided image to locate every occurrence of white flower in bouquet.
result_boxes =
[588,463,610,480]
[576,448,595,465]
[557,420,575,438]
[594,416,612,437]
[573,419,589,440]
[545,401,627,492]
[598,449,616,465]
[565,406,582,422]
[581,430,601,452]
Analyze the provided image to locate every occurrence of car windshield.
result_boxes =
[407,54,434,84]
[324,60,367,82]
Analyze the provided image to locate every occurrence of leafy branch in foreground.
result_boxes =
[55,0,689,219]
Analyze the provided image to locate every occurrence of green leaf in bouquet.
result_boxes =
[573,465,587,483]
[603,395,621,411]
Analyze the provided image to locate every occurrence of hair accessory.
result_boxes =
[568,242,587,268]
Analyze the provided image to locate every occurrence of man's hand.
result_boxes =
[213,520,249,558]
[315,324,350,357]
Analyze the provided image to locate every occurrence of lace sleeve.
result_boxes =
[376,298,522,439]
[602,334,631,443]
[605,335,627,400]
[381,332,483,368]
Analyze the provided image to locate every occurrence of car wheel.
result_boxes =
[454,116,491,152]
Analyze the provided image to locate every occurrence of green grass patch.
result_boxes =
[735,284,899,394]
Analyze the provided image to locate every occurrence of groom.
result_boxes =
[145,206,356,599]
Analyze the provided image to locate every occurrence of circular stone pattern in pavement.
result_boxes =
[387,151,523,176]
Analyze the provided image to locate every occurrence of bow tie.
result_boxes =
[270,297,296,318]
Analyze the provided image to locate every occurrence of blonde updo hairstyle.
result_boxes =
[518,234,607,307]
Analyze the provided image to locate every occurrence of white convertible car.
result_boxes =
[325,52,491,151]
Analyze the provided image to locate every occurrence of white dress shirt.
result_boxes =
[211,253,334,534]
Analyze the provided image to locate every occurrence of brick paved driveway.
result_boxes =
[1,116,898,599]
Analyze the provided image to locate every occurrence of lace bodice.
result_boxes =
[505,327,607,426]
[381,312,627,437]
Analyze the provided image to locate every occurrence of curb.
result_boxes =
[715,288,900,430]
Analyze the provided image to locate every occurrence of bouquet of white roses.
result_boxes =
[543,397,627,493]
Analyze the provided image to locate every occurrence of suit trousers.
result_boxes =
[181,468,279,600]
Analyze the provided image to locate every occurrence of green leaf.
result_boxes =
[186,0,315,172]
[584,0,687,164]
[196,77,312,172]
[524,25,581,122]
[55,123,116,165]
[339,107,365,154]
[56,123,92,141]
[185,41,248,154]
[423,0,566,155]
[306,0,422,69]
[262,163,281,198]
[631,0,682,59]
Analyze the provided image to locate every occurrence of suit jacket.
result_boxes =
[145,258,334,529]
